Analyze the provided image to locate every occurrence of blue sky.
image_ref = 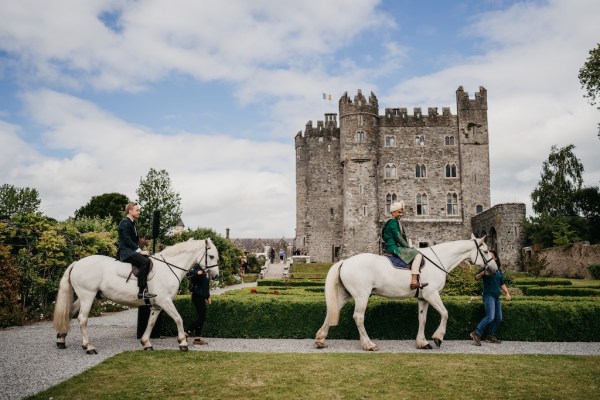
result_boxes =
[1,0,599,238]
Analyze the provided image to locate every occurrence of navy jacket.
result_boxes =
[187,264,210,299]
[117,217,140,261]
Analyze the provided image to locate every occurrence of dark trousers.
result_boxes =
[125,252,150,292]
[187,293,207,336]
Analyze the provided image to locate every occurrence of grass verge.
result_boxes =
[28,351,600,400]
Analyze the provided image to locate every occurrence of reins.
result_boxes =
[419,239,493,274]
[149,239,219,286]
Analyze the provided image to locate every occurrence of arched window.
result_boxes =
[326,173,331,183]
[415,164,427,178]
[445,163,457,178]
[415,135,425,146]
[446,193,458,215]
[416,193,428,215]
[476,204,484,214]
[385,136,396,147]
[356,131,365,142]
[445,135,455,145]
[386,193,398,214]
[384,164,397,179]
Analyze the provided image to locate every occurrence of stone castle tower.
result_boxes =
[295,86,495,263]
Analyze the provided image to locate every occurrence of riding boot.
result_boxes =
[410,274,428,290]
[137,268,156,299]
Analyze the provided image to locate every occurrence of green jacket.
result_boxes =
[382,218,418,263]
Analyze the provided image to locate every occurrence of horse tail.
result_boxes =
[324,260,344,326]
[53,262,76,334]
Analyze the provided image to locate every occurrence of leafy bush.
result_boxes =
[588,264,600,279]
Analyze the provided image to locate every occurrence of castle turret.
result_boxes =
[456,86,491,234]
[338,90,380,257]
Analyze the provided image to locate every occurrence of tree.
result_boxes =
[135,168,182,239]
[530,144,583,216]
[578,43,600,137]
[74,192,129,226]
[0,184,41,219]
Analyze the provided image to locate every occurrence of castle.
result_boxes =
[295,86,525,269]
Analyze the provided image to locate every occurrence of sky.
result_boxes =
[1,0,599,239]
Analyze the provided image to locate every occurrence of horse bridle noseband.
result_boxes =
[150,239,218,285]
[424,239,494,275]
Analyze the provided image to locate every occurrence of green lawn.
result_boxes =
[29,351,600,400]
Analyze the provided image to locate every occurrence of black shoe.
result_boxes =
[138,289,157,299]
[470,331,482,346]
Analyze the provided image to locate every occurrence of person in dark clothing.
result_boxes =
[470,250,511,345]
[117,202,156,299]
[186,263,211,345]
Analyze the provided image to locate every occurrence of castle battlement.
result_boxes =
[456,85,487,110]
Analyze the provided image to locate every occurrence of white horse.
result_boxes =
[315,235,497,351]
[53,238,219,354]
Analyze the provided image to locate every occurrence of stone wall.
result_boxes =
[525,242,600,279]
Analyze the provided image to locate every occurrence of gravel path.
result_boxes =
[2,282,599,400]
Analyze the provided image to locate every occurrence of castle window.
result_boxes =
[330,208,334,220]
[415,164,427,178]
[416,193,428,215]
[327,144,331,152]
[476,205,483,214]
[358,115,364,126]
[384,164,397,179]
[445,135,455,145]
[359,184,364,194]
[386,193,398,214]
[415,135,425,146]
[446,193,458,215]
[327,173,331,183]
[356,131,365,142]
[445,163,457,178]
[363,205,367,216]
[385,136,396,147]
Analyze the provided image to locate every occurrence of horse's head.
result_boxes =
[194,238,220,280]
[470,234,498,275]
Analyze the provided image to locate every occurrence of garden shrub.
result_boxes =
[588,264,600,280]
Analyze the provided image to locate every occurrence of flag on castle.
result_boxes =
[322,93,332,100]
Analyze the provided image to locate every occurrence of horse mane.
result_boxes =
[159,239,205,257]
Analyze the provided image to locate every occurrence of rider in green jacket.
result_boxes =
[382,201,428,290]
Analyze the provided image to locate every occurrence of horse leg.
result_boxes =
[151,299,189,351]
[77,296,97,354]
[139,306,162,351]
[315,294,349,349]
[426,292,448,348]
[353,294,378,351]
[416,300,433,349]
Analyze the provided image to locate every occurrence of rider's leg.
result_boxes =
[127,253,155,298]
[410,253,427,289]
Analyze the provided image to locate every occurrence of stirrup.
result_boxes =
[410,282,428,290]
[138,289,157,299]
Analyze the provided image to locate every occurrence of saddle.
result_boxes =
[112,259,155,282]
[382,252,425,270]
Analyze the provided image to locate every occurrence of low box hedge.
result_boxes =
[160,288,600,342]
[522,286,600,297]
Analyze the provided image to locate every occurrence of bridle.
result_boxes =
[149,239,219,285]
[422,239,494,275]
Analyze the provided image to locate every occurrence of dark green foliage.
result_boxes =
[74,192,129,225]
[579,43,600,137]
[163,290,600,341]
[443,264,483,296]
[514,277,573,287]
[521,286,600,297]
[0,184,41,219]
[588,264,600,279]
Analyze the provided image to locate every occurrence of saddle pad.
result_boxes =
[385,255,409,269]
[114,259,155,281]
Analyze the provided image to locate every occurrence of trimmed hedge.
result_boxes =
[513,278,572,287]
[161,288,600,342]
[522,286,600,297]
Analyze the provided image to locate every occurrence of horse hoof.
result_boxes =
[86,349,98,355]
[434,338,443,348]
[144,346,154,351]
[56,343,66,349]
[423,344,433,350]
[179,346,189,352]
[315,342,327,349]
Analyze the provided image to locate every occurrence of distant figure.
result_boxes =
[240,256,247,275]
[269,248,275,264]
[279,250,285,263]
